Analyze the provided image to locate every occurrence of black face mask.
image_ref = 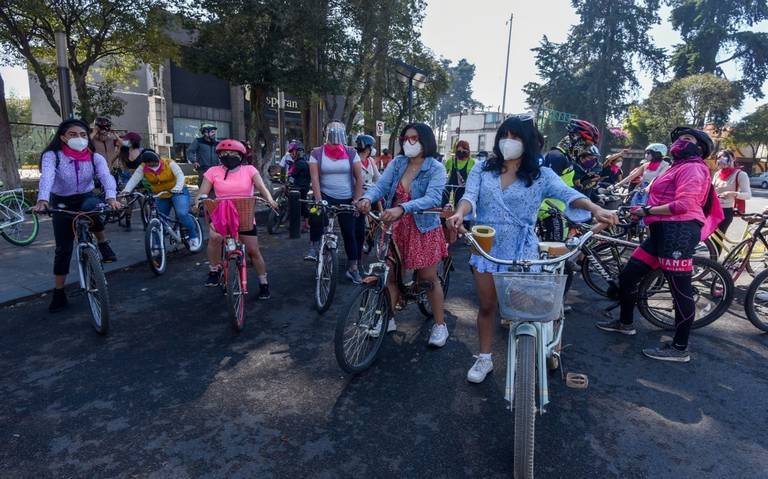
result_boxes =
[220,155,242,170]
[456,150,469,159]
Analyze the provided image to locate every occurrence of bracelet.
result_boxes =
[643,205,653,216]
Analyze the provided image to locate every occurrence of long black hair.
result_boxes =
[41,118,94,158]
[398,122,438,158]
[483,115,542,187]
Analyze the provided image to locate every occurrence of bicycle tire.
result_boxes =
[722,238,752,280]
[513,334,536,479]
[183,218,204,253]
[0,195,39,246]
[744,268,768,332]
[334,286,389,374]
[140,197,151,230]
[81,247,110,335]
[581,243,627,297]
[697,237,718,261]
[416,256,451,317]
[266,191,284,234]
[226,256,246,332]
[315,244,338,313]
[145,219,167,275]
[637,257,734,330]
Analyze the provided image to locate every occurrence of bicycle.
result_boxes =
[37,206,114,334]
[463,228,593,479]
[721,213,768,281]
[334,209,453,374]
[124,191,203,276]
[200,196,261,332]
[744,267,768,332]
[0,183,39,246]
[266,176,291,234]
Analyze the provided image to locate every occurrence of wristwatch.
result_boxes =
[642,205,653,216]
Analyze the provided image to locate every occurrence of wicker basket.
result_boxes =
[492,272,568,322]
[203,198,256,232]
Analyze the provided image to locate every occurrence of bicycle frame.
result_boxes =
[0,189,26,229]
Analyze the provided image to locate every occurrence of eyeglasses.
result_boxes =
[401,134,419,144]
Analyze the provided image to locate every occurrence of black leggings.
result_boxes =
[718,207,734,235]
[51,193,105,276]
[309,194,365,263]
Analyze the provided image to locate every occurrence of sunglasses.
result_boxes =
[400,134,419,144]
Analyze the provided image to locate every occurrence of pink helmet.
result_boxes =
[215,139,247,155]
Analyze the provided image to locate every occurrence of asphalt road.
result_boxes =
[1,233,767,478]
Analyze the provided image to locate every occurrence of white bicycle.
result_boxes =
[463,230,593,479]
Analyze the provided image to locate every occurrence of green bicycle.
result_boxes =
[0,182,39,246]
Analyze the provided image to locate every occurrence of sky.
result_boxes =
[2,0,766,122]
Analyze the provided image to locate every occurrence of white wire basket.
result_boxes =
[492,272,568,322]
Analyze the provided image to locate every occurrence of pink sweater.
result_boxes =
[645,160,711,225]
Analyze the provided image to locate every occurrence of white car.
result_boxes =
[749,172,768,189]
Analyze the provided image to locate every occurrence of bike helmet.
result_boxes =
[670,127,714,158]
[287,140,302,152]
[215,139,247,156]
[645,143,668,158]
[200,123,217,134]
[567,119,600,144]
[355,134,376,151]
[95,117,112,129]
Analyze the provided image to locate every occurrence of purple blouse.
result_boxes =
[38,150,117,201]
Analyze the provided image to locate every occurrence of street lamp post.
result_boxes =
[54,32,73,119]
[501,13,513,116]
[393,60,428,123]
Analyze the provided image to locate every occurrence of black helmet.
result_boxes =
[355,134,375,151]
[139,149,161,164]
[670,127,714,158]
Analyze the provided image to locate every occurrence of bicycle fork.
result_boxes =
[506,321,562,415]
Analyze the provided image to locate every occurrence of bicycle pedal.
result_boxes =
[565,373,589,389]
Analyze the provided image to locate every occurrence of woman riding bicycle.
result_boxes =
[446,115,616,383]
[712,149,751,236]
[306,120,366,284]
[197,139,277,300]
[597,127,723,363]
[119,149,201,251]
[357,122,450,348]
[33,118,121,313]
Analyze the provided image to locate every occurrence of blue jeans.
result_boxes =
[156,188,198,239]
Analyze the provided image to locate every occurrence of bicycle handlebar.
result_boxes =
[461,230,594,267]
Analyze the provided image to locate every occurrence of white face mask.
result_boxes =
[67,137,89,152]
[403,141,422,158]
[499,139,524,160]
[615,161,623,168]
[122,140,131,147]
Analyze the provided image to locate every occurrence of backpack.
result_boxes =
[733,171,746,215]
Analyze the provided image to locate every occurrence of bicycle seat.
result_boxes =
[538,242,569,256]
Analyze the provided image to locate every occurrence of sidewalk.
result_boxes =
[0,215,149,305]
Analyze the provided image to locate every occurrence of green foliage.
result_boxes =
[730,104,768,155]
[5,92,29,123]
[433,58,483,142]
[0,0,176,122]
[668,0,768,99]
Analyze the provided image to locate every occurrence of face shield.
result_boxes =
[325,123,346,145]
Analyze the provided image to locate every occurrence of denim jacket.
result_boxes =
[362,155,446,233]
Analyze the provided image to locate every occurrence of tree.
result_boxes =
[0,0,176,123]
[668,0,768,99]
[0,73,20,188]
[434,58,484,147]
[624,73,742,146]
[525,0,665,150]
[731,104,768,164]
[5,91,30,123]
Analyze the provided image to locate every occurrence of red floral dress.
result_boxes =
[392,182,448,270]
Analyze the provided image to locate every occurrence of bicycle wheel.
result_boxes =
[144,219,166,275]
[140,197,151,230]
[315,244,338,313]
[81,247,110,335]
[746,239,768,276]
[722,238,752,280]
[638,257,734,330]
[225,256,246,331]
[182,217,204,253]
[0,195,39,246]
[513,334,536,479]
[581,243,628,297]
[416,256,452,317]
[696,237,718,261]
[744,268,768,332]
[334,286,389,374]
[266,191,285,234]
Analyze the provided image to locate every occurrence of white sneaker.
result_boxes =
[756,291,768,302]
[428,323,449,347]
[187,236,202,252]
[368,318,396,338]
[467,356,494,383]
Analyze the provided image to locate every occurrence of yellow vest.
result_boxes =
[143,159,177,198]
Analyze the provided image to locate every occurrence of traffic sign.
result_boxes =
[375,120,385,137]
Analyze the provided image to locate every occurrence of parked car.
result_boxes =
[750,172,768,189]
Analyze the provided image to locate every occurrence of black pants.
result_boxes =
[718,207,734,235]
[617,221,700,350]
[51,193,105,276]
[309,194,365,263]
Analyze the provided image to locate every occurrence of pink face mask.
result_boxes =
[669,138,700,160]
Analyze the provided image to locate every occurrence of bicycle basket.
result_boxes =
[203,198,256,232]
[492,272,568,322]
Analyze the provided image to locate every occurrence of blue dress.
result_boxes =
[461,162,588,273]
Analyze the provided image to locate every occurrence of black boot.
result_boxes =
[48,288,69,313]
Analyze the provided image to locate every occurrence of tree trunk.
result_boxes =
[0,74,21,188]
[247,84,273,175]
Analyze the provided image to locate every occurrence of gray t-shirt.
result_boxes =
[309,150,361,199]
